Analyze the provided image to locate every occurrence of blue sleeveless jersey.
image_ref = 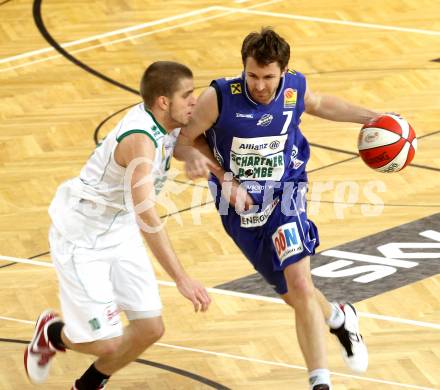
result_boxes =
[206,70,310,205]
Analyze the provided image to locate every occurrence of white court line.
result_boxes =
[216,6,440,36]
[0,10,237,74]
[1,254,439,331]
[0,315,33,325]
[0,0,282,72]
[7,0,439,73]
[0,314,434,389]
[0,6,218,65]
[155,343,434,390]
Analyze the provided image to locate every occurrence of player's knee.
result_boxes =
[133,318,165,347]
[287,275,315,298]
[94,337,124,357]
[146,320,165,343]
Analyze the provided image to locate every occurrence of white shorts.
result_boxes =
[49,226,162,343]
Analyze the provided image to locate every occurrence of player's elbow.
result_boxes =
[305,94,323,116]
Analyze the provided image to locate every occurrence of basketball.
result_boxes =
[357,114,417,172]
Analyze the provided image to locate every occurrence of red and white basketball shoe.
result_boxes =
[24,309,64,384]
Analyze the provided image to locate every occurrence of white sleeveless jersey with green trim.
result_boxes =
[80,102,178,202]
[49,103,179,248]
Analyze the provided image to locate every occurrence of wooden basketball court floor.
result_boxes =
[1,0,439,389]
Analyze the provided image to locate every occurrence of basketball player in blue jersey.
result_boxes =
[24,61,211,390]
[181,28,381,390]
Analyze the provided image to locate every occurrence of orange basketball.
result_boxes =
[357,114,417,172]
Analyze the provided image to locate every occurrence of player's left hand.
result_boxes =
[176,275,212,312]
[184,151,218,180]
[364,112,400,125]
[220,173,254,213]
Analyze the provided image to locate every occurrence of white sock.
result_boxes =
[309,368,331,389]
[327,302,345,329]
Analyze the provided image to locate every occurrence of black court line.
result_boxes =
[308,142,358,157]
[33,0,138,95]
[0,251,50,269]
[0,0,12,6]
[0,262,17,269]
[94,102,139,145]
[308,156,359,174]
[171,179,210,188]
[418,128,440,139]
[134,358,231,389]
[29,251,50,259]
[0,338,231,389]
[408,163,440,172]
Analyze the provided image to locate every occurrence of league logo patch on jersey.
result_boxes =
[290,144,304,169]
[291,159,304,169]
[257,114,273,126]
[230,83,242,95]
[272,222,304,263]
[284,88,297,108]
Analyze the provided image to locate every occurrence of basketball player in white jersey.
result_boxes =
[24,61,212,390]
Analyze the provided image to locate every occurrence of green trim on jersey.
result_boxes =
[116,129,158,147]
[145,107,167,135]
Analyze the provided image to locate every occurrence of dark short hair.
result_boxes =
[241,27,290,70]
[140,61,193,108]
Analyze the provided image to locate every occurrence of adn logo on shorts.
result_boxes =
[272,222,304,263]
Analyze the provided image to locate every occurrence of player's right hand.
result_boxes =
[176,275,211,312]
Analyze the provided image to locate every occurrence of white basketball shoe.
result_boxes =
[330,303,368,373]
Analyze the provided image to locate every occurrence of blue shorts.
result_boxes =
[211,182,320,295]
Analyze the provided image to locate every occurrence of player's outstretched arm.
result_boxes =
[180,86,219,144]
[114,133,211,312]
[304,85,379,124]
